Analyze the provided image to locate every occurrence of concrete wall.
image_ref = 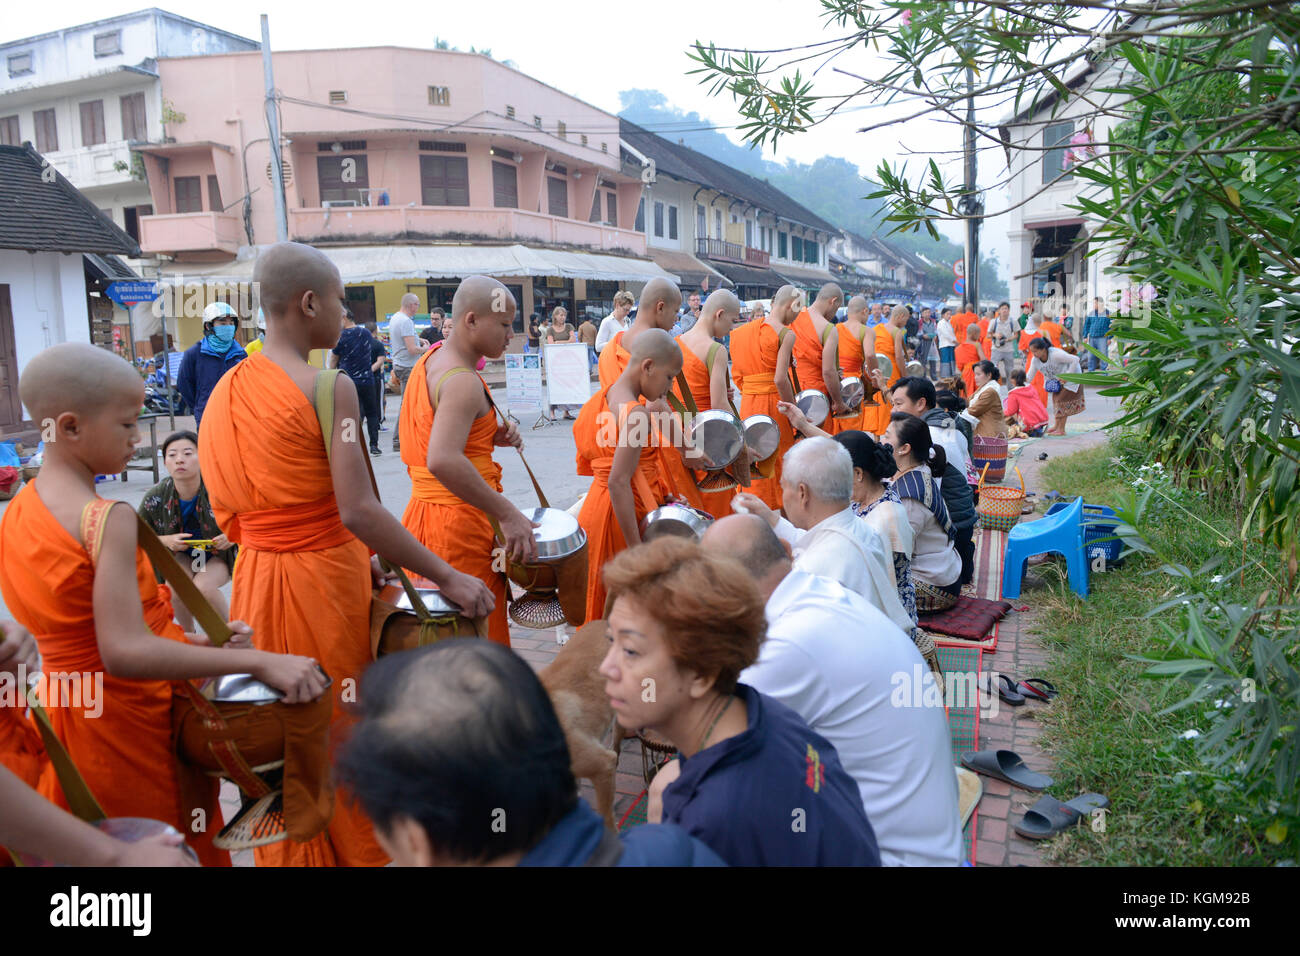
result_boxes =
[0,250,91,409]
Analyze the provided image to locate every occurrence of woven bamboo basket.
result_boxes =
[976,464,1025,532]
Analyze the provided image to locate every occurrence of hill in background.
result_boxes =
[618,89,1007,299]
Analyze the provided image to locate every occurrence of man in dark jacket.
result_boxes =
[335,639,725,867]
[891,376,978,584]
[177,302,247,429]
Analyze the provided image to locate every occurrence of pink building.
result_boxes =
[135,46,671,328]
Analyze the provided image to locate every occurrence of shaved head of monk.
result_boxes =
[636,278,682,332]
[253,241,346,352]
[771,285,802,323]
[816,283,843,309]
[846,295,869,319]
[701,289,741,337]
[449,275,516,360]
[20,343,145,476]
[622,327,681,402]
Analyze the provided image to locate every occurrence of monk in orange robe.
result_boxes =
[0,623,45,867]
[673,289,746,519]
[0,343,328,869]
[400,276,533,647]
[598,278,703,510]
[956,324,987,397]
[791,283,852,433]
[952,303,978,351]
[200,242,495,867]
[1038,314,1065,349]
[729,285,799,510]
[873,304,910,432]
[576,329,679,621]
[819,294,872,435]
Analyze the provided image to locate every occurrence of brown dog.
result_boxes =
[538,620,627,829]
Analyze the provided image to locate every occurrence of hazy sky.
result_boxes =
[6,1,1013,275]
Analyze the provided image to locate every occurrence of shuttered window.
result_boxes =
[491,160,517,208]
[79,100,105,146]
[317,155,369,204]
[420,155,469,206]
[207,175,223,213]
[0,116,18,147]
[34,109,57,152]
[547,176,568,217]
[606,192,617,227]
[174,176,202,213]
[120,93,146,141]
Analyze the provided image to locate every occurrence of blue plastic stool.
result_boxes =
[1002,495,1089,599]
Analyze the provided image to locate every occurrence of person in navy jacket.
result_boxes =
[177,302,247,429]
[599,536,881,867]
[335,638,725,867]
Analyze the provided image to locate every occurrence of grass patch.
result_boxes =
[1021,441,1292,865]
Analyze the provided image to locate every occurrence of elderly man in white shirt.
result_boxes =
[732,436,915,637]
[594,291,635,354]
[700,513,963,866]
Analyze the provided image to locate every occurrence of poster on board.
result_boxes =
[505,352,544,412]
[543,343,593,408]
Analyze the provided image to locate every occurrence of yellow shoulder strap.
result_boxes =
[433,366,474,407]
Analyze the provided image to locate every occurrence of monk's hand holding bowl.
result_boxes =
[256,652,329,704]
[440,571,496,620]
[499,508,539,564]
[113,830,199,868]
[0,621,39,675]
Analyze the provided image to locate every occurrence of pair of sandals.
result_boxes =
[981,674,1057,707]
[960,749,1110,840]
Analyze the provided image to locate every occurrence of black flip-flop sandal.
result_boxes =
[1017,678,1058,701]
[960,750,1053,791]
[980,673,1026,706]
[1014,793,1109,839]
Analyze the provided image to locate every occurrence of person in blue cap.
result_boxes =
[177,302,247,429]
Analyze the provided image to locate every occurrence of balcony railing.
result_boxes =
[43,140,140,191]
[696,237,769,267]
[139,212,242,257]
[288,205,646,254]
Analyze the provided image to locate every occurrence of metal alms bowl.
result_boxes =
[640,504,714,542]
[906,360,925,377]
[838,376,864,411]
[875,353,894,382]
[688,409,745,470]
[521,506,586,561]
[743,415,780,461]
[795,389,830,426]
[207,670,334,704]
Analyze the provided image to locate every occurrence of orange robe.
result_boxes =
[952,311,978,351]
[200,354,388,868]
[574,388,664,622]
[730,318,796,510]
[0,693,47,866]
[1038,320,1064,349]
[1020,329,1049,404]
[0,485,229,867]
[838,324,882,436]
[792,311,857,436]
[955,342,981,398]
[978,318,992,360]
[597,330,705,510]
[674,338,736,519]
[398,352,510,646]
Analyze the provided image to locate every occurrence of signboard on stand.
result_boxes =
[543,343,593,409]
[504,352,544,413]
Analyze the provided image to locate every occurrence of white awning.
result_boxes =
[156,244,678,285]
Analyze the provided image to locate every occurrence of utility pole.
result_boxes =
[261,14,288,242]
[959,34,983,311]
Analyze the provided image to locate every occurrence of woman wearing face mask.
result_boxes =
[176,301,248,430]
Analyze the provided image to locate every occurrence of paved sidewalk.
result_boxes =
[971,423,1110,866]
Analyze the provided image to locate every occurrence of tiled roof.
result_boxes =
[0,144,142,256]
[620,119,838,234]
